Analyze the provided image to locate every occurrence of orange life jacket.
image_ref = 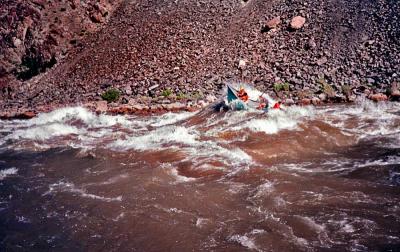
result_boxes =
[237,90,249,102]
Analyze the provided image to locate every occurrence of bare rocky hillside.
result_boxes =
[1,0,399,111]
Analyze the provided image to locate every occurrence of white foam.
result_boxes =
[318,100,400,143]
[232,106,313,134]
[148,111,196,127]
[356,156,400,168]
[250,229,266,235]
[229,235,260,251]
[113,212,126,222]
[9,123,80,141]
[196,218,210,227]
[16,216,31,223]
[162,164,196,183]
[296,216,326,233]
[45,181,122,202]
[254,181,275,197]
[109,125,199,151]
[0,167,18,180]
[28,107,132,128]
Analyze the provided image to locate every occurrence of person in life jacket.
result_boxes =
[257,95,268,111]
[237,86,249,102]
[273,101,286,111]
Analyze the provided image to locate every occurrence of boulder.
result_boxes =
[95,101,108,113]
[311,97,321,105]
[148,84,159,91]
[266,16,281,29]
[284,98,295,106]
[389,82,400,101]
[206,94,217,103]
[124,85,133,95]
[290,16,306,30]
[22,111,36,119]
[238,59,246,69]
[300,98,311,105]
[308,38,317,49]
[131,104,144,111]
[168,102,186,110]
[128,98,137,105]
[318,93,327,102]
[197,100,209,107]
[368,93,388,102]
[316,57,328,66]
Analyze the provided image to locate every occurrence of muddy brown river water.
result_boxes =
[0,100,399,251]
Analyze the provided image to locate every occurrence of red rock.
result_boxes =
[369,93,388,102]
[300,98,311,105]
[95,101,108,113]
[186,106,198,112]
[266,16,281,29]
[22,111,36,118]
[290,16,306,30]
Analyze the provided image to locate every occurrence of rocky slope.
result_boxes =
[0,0,123,102]
[1,0,399,114]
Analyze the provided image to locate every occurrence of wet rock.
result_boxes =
[21,111,36,119]
[131,104,144,111]
[206,94,217,103]
[311,97,321,105]
[300,98,311,105]
[348,95,357,102]
[290,16,306,30]
[318,93,327,102]
[284,98,295,106]
[197,100,209,108]
[95,101,108,113]
[389,82,400,101]
[169,102,186,110]
[368,93,388,102]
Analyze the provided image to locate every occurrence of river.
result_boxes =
[0,99,399,251]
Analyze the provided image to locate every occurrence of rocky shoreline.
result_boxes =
[1,81,399,120]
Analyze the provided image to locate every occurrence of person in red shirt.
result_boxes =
[273,101,281,109]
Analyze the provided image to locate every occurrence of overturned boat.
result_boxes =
[226,84,273,112]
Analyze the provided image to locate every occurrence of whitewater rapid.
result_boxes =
[0,99,399,251]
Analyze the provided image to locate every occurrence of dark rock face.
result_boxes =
[0,0,122,98]
[1,0,399,109]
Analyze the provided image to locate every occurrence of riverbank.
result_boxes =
[1,83,399,120]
